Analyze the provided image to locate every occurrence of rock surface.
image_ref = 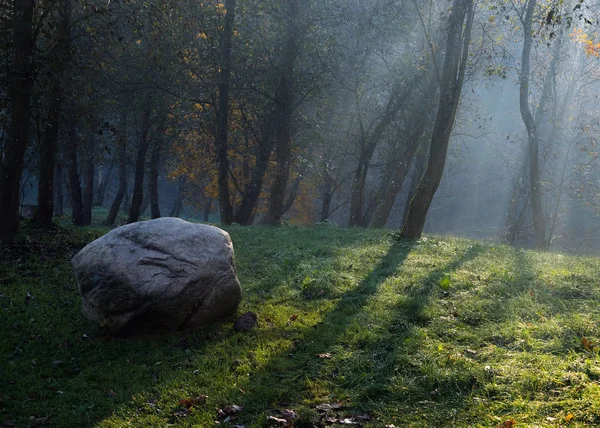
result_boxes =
[71,218,242,334]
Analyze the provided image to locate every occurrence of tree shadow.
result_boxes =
[218,240,486,425]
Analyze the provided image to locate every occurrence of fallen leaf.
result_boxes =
[582,338,594,352]
[566,412,574,422]
[316,402,343,412]
[546,417,557,422]
[289,314,298,321]
[497,419,516,428]
[325,416,338,423]
[178,395,207,408]
[385,425,397,428]
[464,349,477,357]
[267,416,288,425]
[281,409,297,421]
[339,418,359,425]
[318,353,332,359]
[218,404,243,419]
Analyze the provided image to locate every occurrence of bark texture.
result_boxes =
[401,0,474,238]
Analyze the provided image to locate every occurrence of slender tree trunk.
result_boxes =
[349,153,370,227]
[519,0,547,250]
[402,143,428,225]
[319,150,335,222]
[215,0,236,225]
[505,30,561,245]
[169,176,186,217]
[203,198,212,222]
[401,0,474,238]
[264,0,300,225]
[149,123,165,219]
[127,99,152,223]
[234,134,272,225]
[106,111,128,226]
[54,153,64,216]
[0,0,35,244]
[65,120,84,226]
[371,80,437,228]
[348,74,421,227]
[95,160,114,207]
[82,135,95,226]
[34,0,71,227]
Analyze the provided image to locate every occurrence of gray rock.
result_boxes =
[71,218,242,334]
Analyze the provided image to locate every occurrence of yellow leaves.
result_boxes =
[196,32,208,40]
[571,28,600,57]
[566,412,574,422]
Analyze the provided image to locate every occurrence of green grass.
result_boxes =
[2,223,600,427]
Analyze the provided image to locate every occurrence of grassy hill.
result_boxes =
[1,223,600,427]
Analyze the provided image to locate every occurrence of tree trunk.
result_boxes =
[215,0,236,225]
[401,0,474,238]
[519,0,547,250]
[264,0,300,225]
[0,0,35,244]
[65,120,84,226]
[54,153,64,216]
[348,73,421,227]
[95,160,114,207]
[82,135,95,226]
[127,99,152,223]
[349,153,370,227]
[203,198,212,222]
[149,124,165,219]
[34,0,71,227]
[169,176,186,217]
[402,143,428,225]
[370,80,437,228]
[106,111,128,226]
[234,130,272,225]
[505,28,561,245]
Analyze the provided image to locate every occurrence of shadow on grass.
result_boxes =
[223,241,484,425]
[1,226,385,427]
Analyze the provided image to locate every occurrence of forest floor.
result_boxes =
[2,221,600,427]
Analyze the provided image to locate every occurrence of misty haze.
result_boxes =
[2,0,600,426]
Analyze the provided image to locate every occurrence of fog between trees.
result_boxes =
[1,0,600,254]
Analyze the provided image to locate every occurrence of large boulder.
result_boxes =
[71,218,242,334]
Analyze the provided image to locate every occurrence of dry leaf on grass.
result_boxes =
[178,395,207,409]
[316,402,343,412]
[317,353,332,359]
[497,419,516,428]
[281,409,297,421]
[582,338,594,352]
[267,416,289,425]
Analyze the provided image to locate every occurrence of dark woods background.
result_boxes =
[1,0,600,254]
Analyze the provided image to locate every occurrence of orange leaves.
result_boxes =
[571,28,600,57]
[581,337,595,352]
[178,395,207,409]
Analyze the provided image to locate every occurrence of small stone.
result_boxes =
[233,311,258,332]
